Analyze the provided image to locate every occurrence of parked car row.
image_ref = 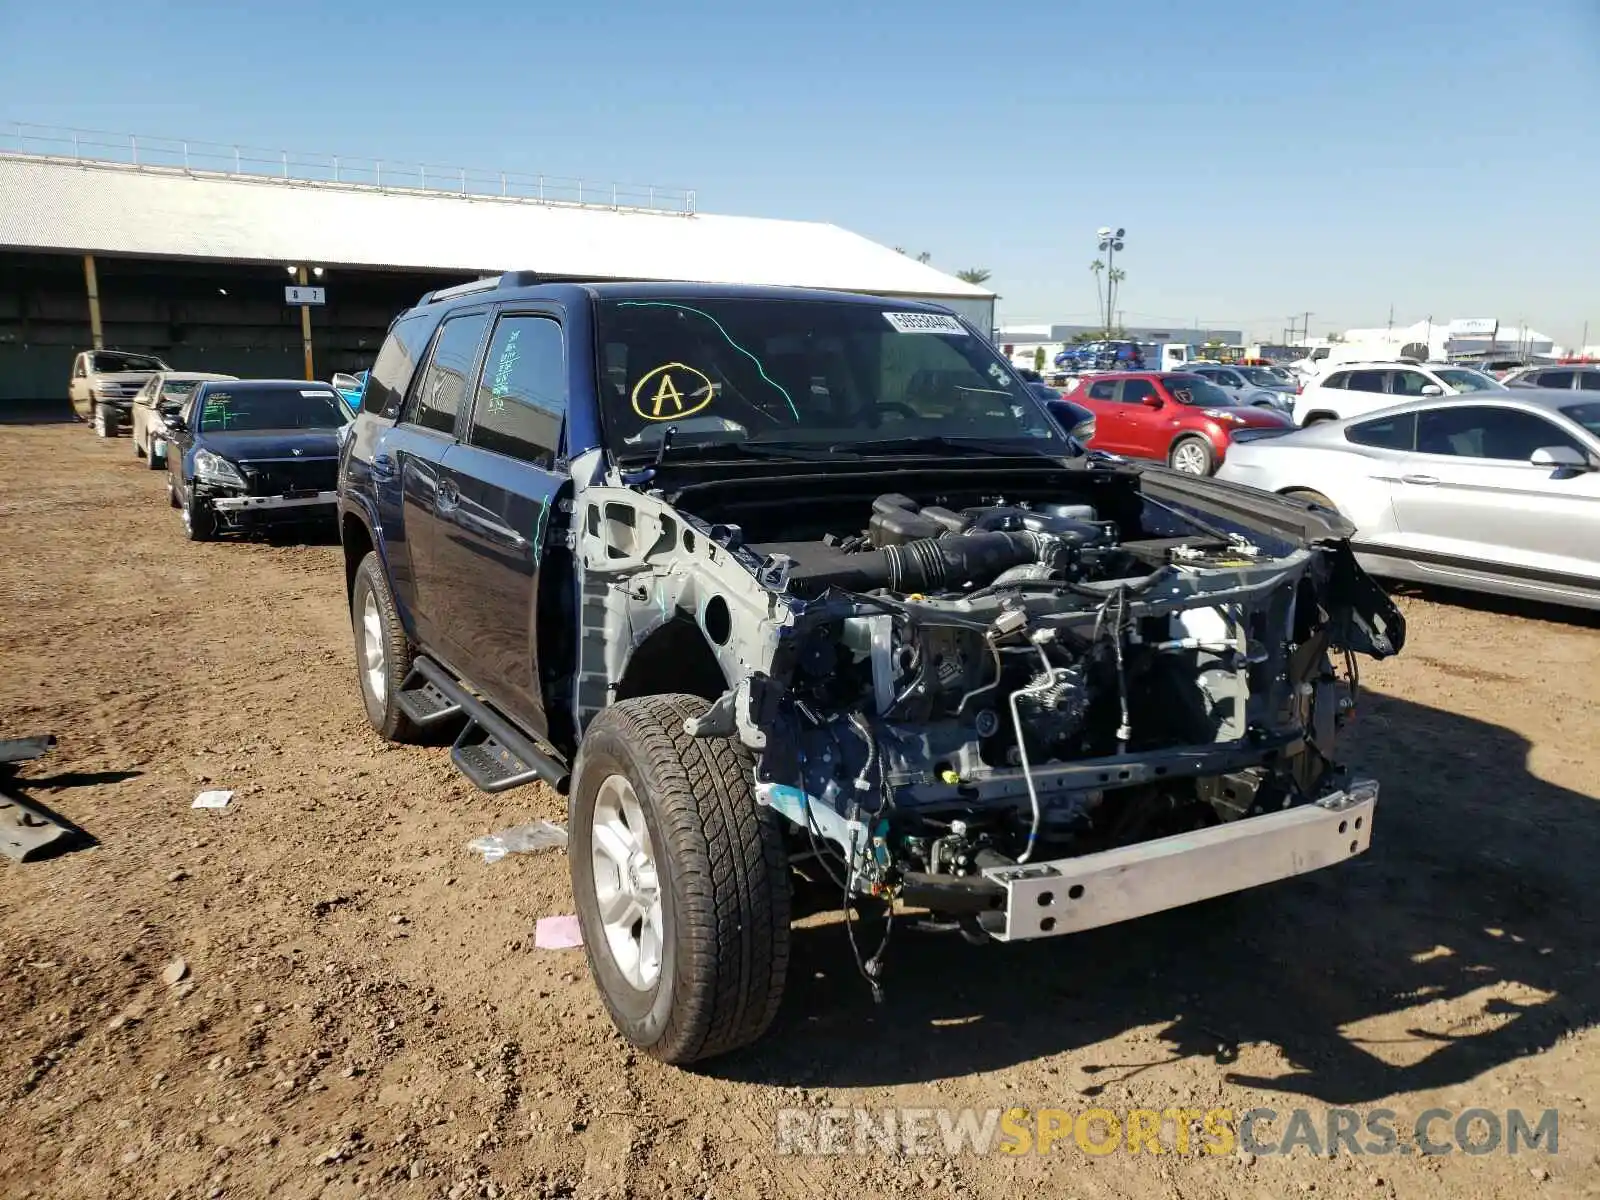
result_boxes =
[71,349,362,542]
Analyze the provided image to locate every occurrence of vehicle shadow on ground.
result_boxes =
[717,693,1599,1104]
[1389,582,1600,629]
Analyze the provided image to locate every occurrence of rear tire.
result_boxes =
[1168,435,1216,475]
[1283,488,1339,514]
[570,694,791,1065]
[350,551,421,743]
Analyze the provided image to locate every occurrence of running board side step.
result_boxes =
[408,657,571,794]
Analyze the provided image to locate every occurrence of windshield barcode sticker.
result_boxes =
[883,312,968,335]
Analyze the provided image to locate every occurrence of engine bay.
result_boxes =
[691,477,1393,902]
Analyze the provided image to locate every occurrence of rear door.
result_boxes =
[389,308,493,649]
[430,308,569,734]
[1390,403,1600,582]
[1076,376,1126,451]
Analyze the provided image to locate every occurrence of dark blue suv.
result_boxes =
[337,275,1402,1066]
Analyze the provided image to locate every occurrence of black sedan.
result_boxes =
[162,380,349,541]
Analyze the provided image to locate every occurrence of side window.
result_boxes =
[1087,379,1116,401]
[1321,371,1349,390]
[1537,370,1574,389]
[1346,370,1386,393]
[1581,373,1600,392]
[468,314,566,466]
[404,312,489,434]
[1416,406,1584,461]
[1218,369,1244,387]
[1345,412,1416,450]
[364,313,436,416]
[1119,378,1156,404]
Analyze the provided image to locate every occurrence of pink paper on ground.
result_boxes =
[534,914,584,949]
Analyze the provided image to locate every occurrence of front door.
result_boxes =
[430,310,569,736]
[1391,403,1600,583]
[1113,376,1177,462]
[391,308,492,651]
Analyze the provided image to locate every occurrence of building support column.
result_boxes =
[298,266,315,380]
[83,255,103,349]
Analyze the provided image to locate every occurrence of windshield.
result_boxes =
[1164,375,1237,406]
[197,386,348,433]
[592,298,1064,457]
[1561,403,1600,438]
[92,352,165,373]
[1238,367,1282,386]
[1435,368,1503,393]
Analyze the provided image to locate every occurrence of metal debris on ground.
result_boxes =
[192,789,234,809]
[468,819,567,863]
[0,735,72,863]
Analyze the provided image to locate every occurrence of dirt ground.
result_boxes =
[2,420,1598,1200]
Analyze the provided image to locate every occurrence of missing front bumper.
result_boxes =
[980,780,1377,941]
[210,491,337,513]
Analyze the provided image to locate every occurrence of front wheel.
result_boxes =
[181,488,216,541]
[1168,436,1215,475]
[570,694,791,1065]
[93,405,113,438]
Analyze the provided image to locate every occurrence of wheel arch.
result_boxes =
[613,616,729,706]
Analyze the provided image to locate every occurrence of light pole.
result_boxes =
[1097,226,1125,339]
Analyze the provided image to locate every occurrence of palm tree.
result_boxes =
[1089,259,1106,329]
[1106,267,1126,336]
[956,268,992,285]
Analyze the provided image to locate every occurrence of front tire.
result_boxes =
[93,405,114,438]
[570,694,791,1065]
[1168,435,1215,475]
[181,488,216,541]
[350,551,421,743]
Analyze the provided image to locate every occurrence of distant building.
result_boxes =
[1298,318,1561,364]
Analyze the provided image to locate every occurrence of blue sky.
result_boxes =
[2,0,1597,345]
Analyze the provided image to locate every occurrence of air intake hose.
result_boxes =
[850,531,1052,592]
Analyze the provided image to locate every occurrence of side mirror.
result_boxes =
[161,412,185,433]
[1142,396,1164,409]
[1530,445,1589,469]
[1420,384,1444,396]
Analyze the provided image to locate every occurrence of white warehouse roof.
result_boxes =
[0,154,992,302]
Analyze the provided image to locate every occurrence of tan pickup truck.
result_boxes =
[69,349,171,436]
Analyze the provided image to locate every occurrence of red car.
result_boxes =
[1063,371,1293,475]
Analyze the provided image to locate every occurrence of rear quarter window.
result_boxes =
[363,312,437,416]
[1345,412,1416,450]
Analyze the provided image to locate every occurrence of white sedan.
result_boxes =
[1217,389,1600,611]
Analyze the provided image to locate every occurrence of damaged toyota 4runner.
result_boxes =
[337,278,1405,1065]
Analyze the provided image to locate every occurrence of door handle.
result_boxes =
[1401,474,1439,485]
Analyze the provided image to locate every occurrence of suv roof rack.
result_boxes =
[420,271,549,306]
